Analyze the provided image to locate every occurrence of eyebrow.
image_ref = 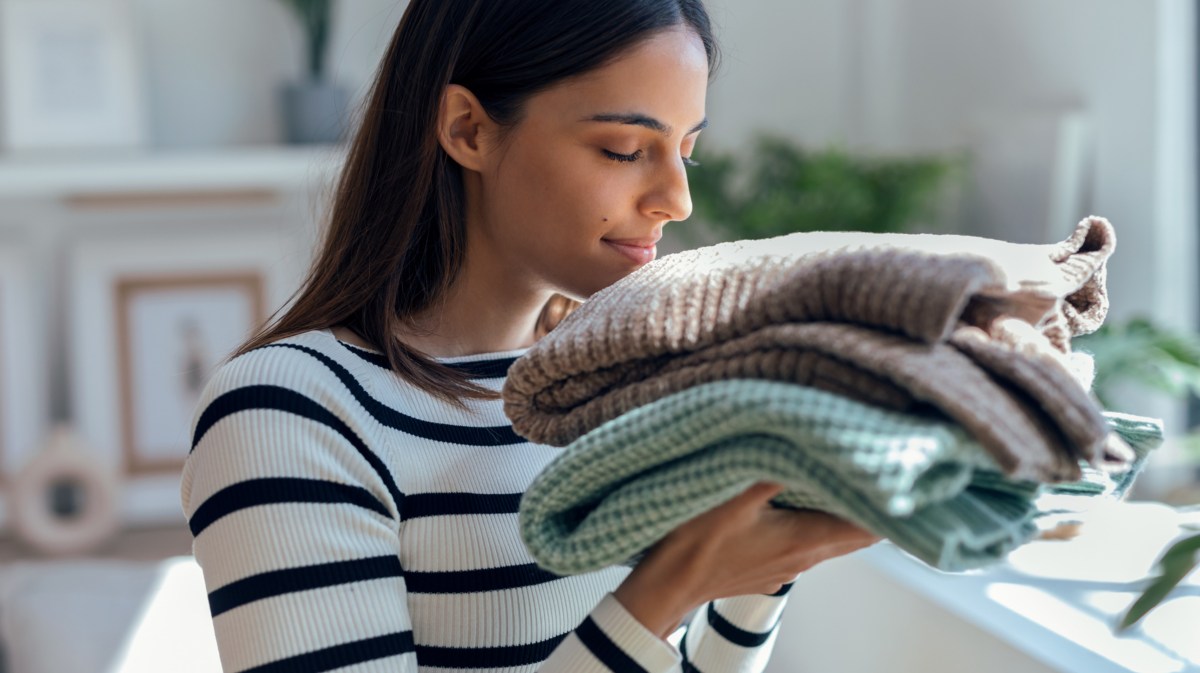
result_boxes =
[581,112,709,136]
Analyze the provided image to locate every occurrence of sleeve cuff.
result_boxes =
[538,593,681,672]
[709,591,789,634]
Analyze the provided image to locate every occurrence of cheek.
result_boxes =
[515,155,621,239]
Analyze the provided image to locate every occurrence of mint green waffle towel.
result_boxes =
[518,380,1162,574]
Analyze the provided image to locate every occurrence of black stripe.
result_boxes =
[406,563,565,594]
[337,341,392,369]
[264,343,526,446]
[242,631,415,673]
[402,492,523,520]
[706,603,777,648]
[443,357,519,379]
[209,556,403,618]
[192,384,296,450]
[189,478,390,537]
[337,340,519,379]
[191,385,404,509]
[576,616,649,673]
[680,627,702,673]
[767,582,794,596]
[415,633,568,668]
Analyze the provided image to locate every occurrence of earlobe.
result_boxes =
[437,84,490,172]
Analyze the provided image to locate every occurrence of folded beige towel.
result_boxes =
[503,217,1121,482]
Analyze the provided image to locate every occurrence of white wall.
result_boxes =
[701,0,860,150]
[131,0,861,151]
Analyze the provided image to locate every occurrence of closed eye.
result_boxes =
[603,149,701,167]
[603,149,642,163]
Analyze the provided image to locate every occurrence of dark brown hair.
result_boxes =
[237,0,721,407]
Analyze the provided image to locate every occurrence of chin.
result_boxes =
[544,252,643,300]
[556,271,628,301]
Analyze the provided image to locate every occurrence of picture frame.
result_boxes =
[0,0,149,152]
[70,232,297,525]
[114,272,266,475]
[0,238,48,527]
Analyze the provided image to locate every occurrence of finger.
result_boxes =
[741,481,786,504]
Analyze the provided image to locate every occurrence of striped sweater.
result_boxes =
[180,328,791,673]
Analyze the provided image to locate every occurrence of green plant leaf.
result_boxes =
[687,134,958,241]
[1118,533,1200,631]
[1076,317,1200,404]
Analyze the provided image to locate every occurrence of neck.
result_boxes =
[400,245,551,359]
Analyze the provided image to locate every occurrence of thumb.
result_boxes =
[739,481,786,505]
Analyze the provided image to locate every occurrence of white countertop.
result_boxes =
[862,500,1200,673]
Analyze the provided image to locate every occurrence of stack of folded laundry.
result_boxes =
[501,216,1163,574]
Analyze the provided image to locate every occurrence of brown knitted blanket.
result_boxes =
[503,217,1126,482]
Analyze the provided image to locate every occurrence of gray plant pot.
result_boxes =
[281,80,349,145]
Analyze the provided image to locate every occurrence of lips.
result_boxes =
[603,236,660,248]
[603,238,658,265]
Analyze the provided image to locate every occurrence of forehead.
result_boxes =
[527,28,709,131]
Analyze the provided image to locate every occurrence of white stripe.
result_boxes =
[407,569,627,647]
[213,576,412,671]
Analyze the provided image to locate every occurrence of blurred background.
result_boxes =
[0,1,1196,672]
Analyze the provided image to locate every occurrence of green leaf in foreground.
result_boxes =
[1118,532,1200,632]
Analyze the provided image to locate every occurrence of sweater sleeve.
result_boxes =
[181,348,683,673]
[676,584,792,672]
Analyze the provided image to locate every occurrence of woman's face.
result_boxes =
[471,26,709,300]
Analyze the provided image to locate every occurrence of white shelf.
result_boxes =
[0,144,345,198]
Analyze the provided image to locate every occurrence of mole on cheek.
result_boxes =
[602,217,608,222]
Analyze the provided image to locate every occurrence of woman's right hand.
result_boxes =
[612,481,882,638]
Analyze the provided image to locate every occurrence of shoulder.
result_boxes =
[182,328,405,522]
[200,328,365,406]
[189,328,385,448]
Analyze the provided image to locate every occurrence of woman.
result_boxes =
[181,1,879,671]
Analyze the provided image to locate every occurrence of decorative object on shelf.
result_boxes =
[0,239,47,483]
[277,0,347,144]
[686,133,962,243]
[69,232,291,525]
[115,273,265,474]
[7,425,120,556]
[0,0,149,153]
[1074,317,1200,631]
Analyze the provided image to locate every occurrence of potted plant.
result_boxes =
[277,0,347,144]
[686,133,962,242]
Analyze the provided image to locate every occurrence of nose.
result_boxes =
[642,155,693,223]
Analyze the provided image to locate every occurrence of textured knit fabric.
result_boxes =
[1032,412,1164,533]
[180,329,789,673]
[503,217,1118,482]
[518,379,1162,575]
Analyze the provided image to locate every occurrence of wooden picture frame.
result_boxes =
[70,232,296,525]
[115,273,266,475]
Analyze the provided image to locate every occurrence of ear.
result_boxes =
[436,84,497,172]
